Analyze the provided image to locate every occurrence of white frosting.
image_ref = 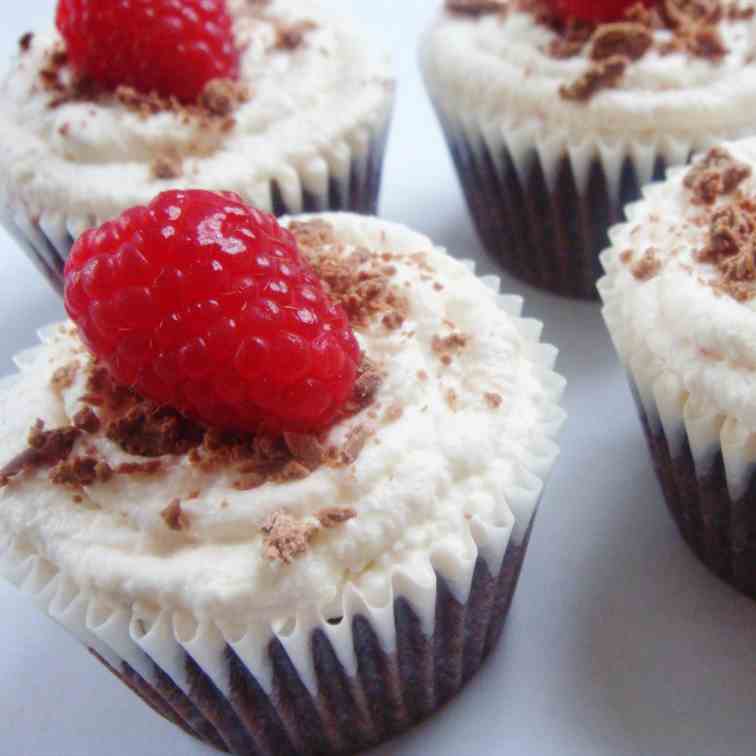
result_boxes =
[600,138,756,438]
[0,214,564,625]
[0,0,393,224]
[422,5,756,144]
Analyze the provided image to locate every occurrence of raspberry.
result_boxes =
[549,0,654,22]
[64,191,361,434]
[55,0,239,103]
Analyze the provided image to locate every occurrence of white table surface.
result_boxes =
[2,3,756,756]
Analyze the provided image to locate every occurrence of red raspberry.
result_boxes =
[64,191,361,434]
[55,0,239,103]
[549,0,654,22]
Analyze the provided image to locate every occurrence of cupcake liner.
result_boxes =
[0,275,565,755]
[620,367,756,598]
[0,111,392,296]
[422,68,704,299]
[601,227,756,599]
[1,527,534,756]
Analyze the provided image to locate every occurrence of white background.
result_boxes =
[2,3,756,756]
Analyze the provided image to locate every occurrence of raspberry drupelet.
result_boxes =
[55,0,239,102]
[550,0,655,22]
[63,191,361,434]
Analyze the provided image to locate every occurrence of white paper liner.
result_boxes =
[0,107,393,295]
[0,264,565,754]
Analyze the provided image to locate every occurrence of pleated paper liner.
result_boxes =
[422,78,709,300]
[623,370,756,600]
[0,111,392,296]
[0,508,539,756]
[80,533,534,756]
[0,280,565,755]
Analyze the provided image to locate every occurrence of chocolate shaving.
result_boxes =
[485,392,503,409]
[73,407,101,434]
[291,220,409,332]
[341,425,371,465]
[151,151,183,180]
[559,56,627,101]
[233,474,265,491]
[277,461,311,481]
[276,20,318,50]
[19,32,33,52]
[261,511,318,564]
[162,499,189,532]
[446,0,509,14]
[446,389,460,411]
[661,0,722,27]
[0,420,80,485]
[631,248,662,281]
[198,78,247,117]
[432,333,469,354]
[283,432,324,470]
[698,198,756,301]
[383,402,404,422]
[684,147,752,205]
[316,507,356,528]
[589,23,653,61]
[115,460,162,476]
[50,456,113,487]
[51,361,80,391]
[348,359,383,413]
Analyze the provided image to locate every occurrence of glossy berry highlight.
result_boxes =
[549,0,655,22]
[55,0,239,102]
[64,190,361,434]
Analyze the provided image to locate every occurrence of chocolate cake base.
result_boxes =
[630,381,756,598]
[88,523,534,756]
[0,119,391,296]
[432,104,677,300]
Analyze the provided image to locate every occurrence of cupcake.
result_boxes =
[0,0,394,292]
[0,193,565,754]
[421,0,756,299]
[600,139,756,598]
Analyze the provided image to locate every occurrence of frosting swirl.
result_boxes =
[0,214,564,623]
[422,2,756,142]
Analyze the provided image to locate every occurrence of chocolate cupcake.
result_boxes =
[0,199,565,754]
[422,0,756,299]
[600,139,756,598]
[0,0,394,292]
